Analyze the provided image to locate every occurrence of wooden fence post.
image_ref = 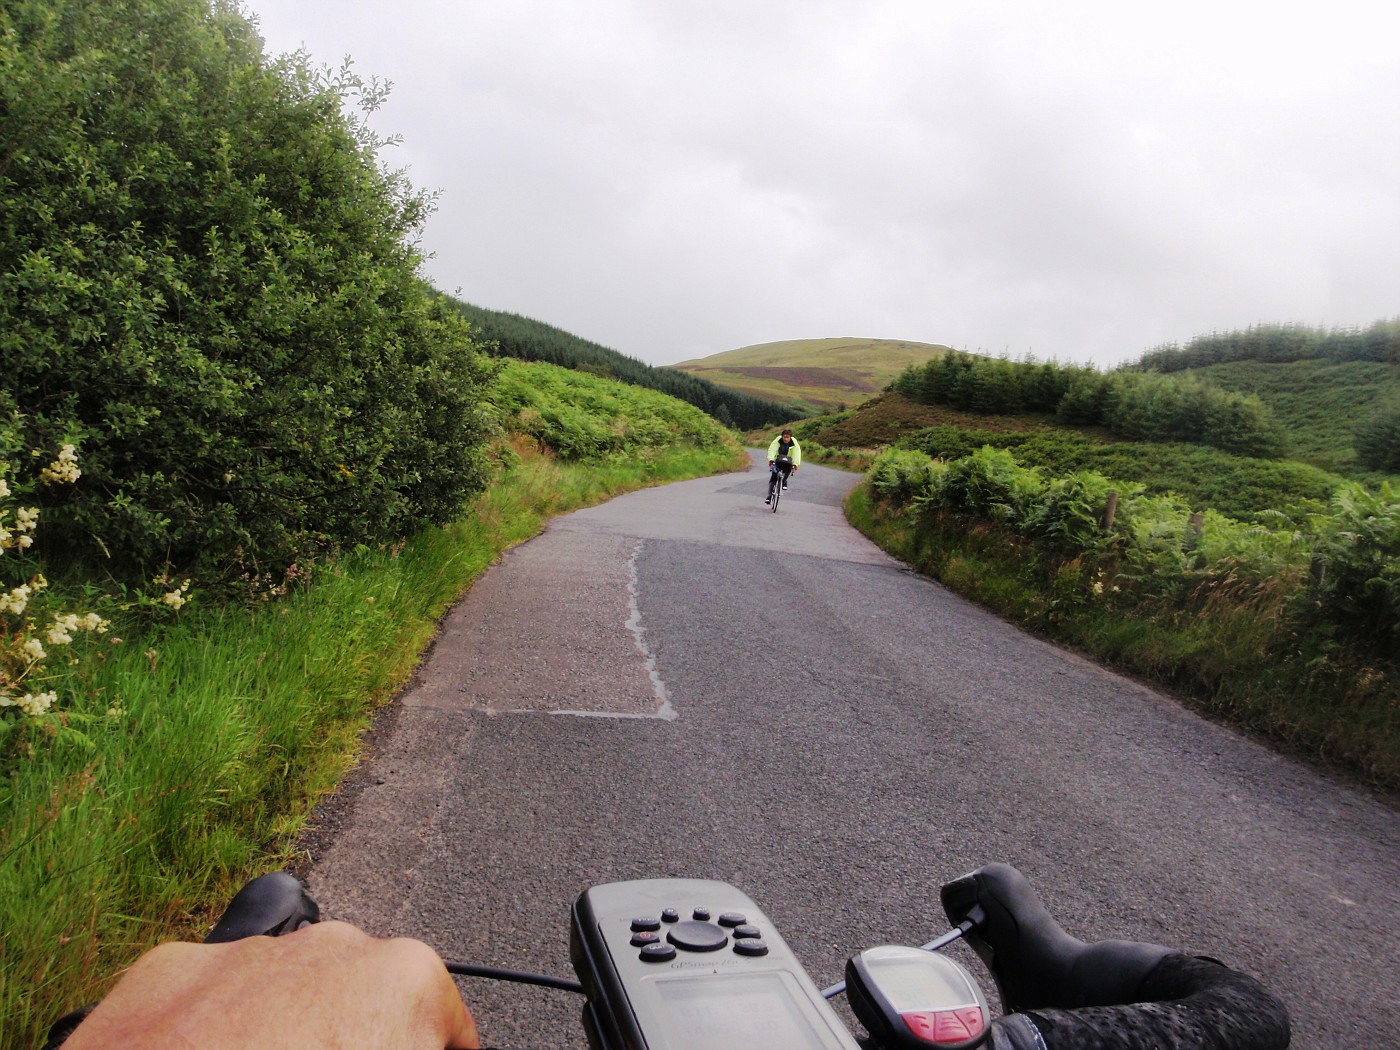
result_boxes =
[1103,490,1118,530]
[1185,511,1205,557]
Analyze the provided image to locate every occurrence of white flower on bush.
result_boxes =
[1,583,34,615]
[19,691,56,717]
[1,504,40,553]
[39,444,81,485]
[161,579,191,610]
[3,442,109,722]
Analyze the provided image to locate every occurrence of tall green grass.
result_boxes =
[0,439,746,1050]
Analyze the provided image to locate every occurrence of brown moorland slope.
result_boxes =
[675,337,951,410]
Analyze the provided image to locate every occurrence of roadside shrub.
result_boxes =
[1022,471,1127,554]
[2,0,496,581]
[1308,483,1400,650]
[925,447,1043,525]
[868,449,945,505]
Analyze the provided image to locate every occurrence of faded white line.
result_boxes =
[553,538,677,721]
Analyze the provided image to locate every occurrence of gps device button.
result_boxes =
[691,907,711,921]
[630,917,661,932]
[667,920,728,952]
[660,908,680,923]
[718,912,747,927]
[639,942,677,962]
[631,931,660,947]
[733,924,762,939]
[734,938,769,957]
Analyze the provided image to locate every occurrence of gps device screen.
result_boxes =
[654,972,841,1048]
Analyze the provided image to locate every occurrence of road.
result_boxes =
[302,451,1399,1048]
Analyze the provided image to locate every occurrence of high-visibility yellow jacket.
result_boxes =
[767,434,802,466]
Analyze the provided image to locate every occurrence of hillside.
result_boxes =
[673,337,952,411]
[445,298,803,430]
[1178,359,1400,475]
[1130,320,1400,478]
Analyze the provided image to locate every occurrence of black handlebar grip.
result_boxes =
[940,863,1169,1013]
[204,871,321,943]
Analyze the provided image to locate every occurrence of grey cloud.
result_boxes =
[250,0,1400,367]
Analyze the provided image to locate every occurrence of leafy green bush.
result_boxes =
[1022,471,1126,554]
[925,447,1043,525]
[1308,483,1400,648]
[1354,398,1400,473]
[868,448,945,505]
[2,0,496,581]
[869,441,1398,657]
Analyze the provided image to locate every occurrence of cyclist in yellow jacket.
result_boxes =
[764,428,801,504]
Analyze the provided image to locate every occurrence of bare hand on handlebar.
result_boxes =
[61,921,479,1050]
[47,864,1288,1050]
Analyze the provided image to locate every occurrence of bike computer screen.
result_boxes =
[845,946,989,1050]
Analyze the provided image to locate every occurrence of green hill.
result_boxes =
[1129,320,1400,477]
[444,298,803,430]
[673,337,952,411]
[1174,359,1400,476]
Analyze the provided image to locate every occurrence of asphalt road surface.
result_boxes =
[302,451,1398,1049]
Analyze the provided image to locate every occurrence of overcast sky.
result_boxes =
[247,0,1399,369]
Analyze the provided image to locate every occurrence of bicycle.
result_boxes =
[45,863,1291,1050]
[766,454,793,512]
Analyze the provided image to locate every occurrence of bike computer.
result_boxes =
[845,945,989,1050]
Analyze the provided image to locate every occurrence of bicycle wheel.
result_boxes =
[770,478,780,512]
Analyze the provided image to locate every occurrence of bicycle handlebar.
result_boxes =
[942,864,1290,1050]
[45,865,1290,1050]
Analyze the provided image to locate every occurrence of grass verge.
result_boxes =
[0,439,746,1050]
